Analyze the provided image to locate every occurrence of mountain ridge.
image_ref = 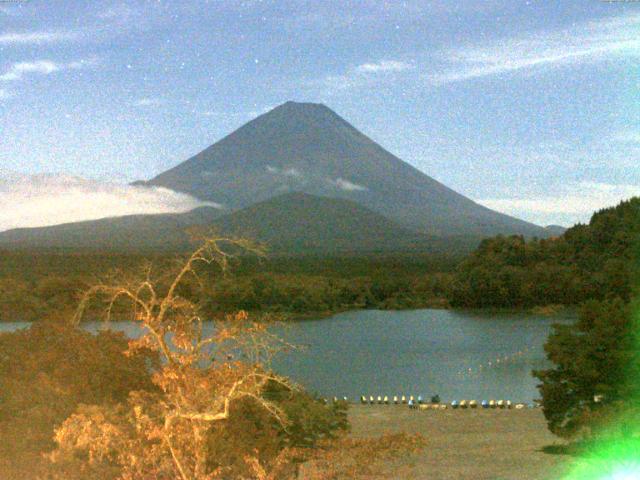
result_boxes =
[139,101,548,238]
[0,102,553,254]
[0,192,478,254]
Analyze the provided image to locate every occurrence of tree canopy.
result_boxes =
[451,198,639,308]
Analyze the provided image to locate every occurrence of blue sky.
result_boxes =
[0,0,639,230]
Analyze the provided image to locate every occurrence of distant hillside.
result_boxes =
[139,101,548,238]
[543,225,567,237]
[0,207,222,252]
[0,192,478,254]
[212,192,477,254]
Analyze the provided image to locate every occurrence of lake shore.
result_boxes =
[255,303,573,323]
[346,404,571,480]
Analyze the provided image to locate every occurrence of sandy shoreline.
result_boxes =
[347,404,572,480]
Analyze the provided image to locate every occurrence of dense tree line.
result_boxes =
[534,299,639,439]
[532,198,640,445]
[451,198,639,308]
[0,252,457,322]
[203,272,453,316]
[1,199,637,321]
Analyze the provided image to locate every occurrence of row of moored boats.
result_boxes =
[357,396,537,409]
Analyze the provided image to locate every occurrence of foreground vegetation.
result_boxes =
[1,199,638,477]
[532,198,640,462]
[0,237,425,479]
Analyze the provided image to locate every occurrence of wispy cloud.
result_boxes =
[133,97,164,107]
[266,165,303,178]
[0,59,92,82]
[97,3,136,21]
[0,173,219,232]
[313,58,413,92]
[0,61,59,81]
[1,3,168,47]
[478,181,640,226]
[430,14,640,84]
[330,178,367,192]
[613,129,640,144]
[356,60,413,73]
[0,30,79,45]
[0,89,11,100]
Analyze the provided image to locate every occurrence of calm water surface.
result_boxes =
[1,309,575,402]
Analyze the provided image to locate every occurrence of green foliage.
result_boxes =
[202,385,349,478]
[0,251,457,321]
[452,198,640,308]
[202,271,453,316]
[533,299,635,439]
[263,381,349,448]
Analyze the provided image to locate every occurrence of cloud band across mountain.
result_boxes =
[0,173,219,232]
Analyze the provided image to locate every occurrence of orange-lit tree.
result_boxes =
[46,236,424,479]
[48,237,302,480]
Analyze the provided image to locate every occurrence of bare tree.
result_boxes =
[51,237,296,480]
[47,236,426,480]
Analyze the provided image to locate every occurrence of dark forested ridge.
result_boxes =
[1,198,637,321]
[0,193,482,255]
[451,198,640,308]
[0,249,460,322]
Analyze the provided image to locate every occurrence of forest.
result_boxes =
[0,251,458,322]
[0,198,638,321]
[450,198,639,309]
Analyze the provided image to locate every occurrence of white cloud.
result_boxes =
[0,173,220,232]
[282,168,301,178]
[266,165,303,178]
[330,178,367,192]
[0,30,79,45]
[0,59,91,82]
[313,58,413,93]
[430,14,640,84]
[97,3,135,20]
[356,60,413,73]
[0,89,11,100]
[0,60,59,81]
[478,182,640,226]
[613,130,640,144]
[133,97,163,107]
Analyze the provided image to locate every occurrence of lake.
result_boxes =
[0,308,575,403]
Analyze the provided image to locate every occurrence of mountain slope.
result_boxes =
[0,207,222,251]
[212,192,453,254]
[0,193,466,254]
[140,101,547,237]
